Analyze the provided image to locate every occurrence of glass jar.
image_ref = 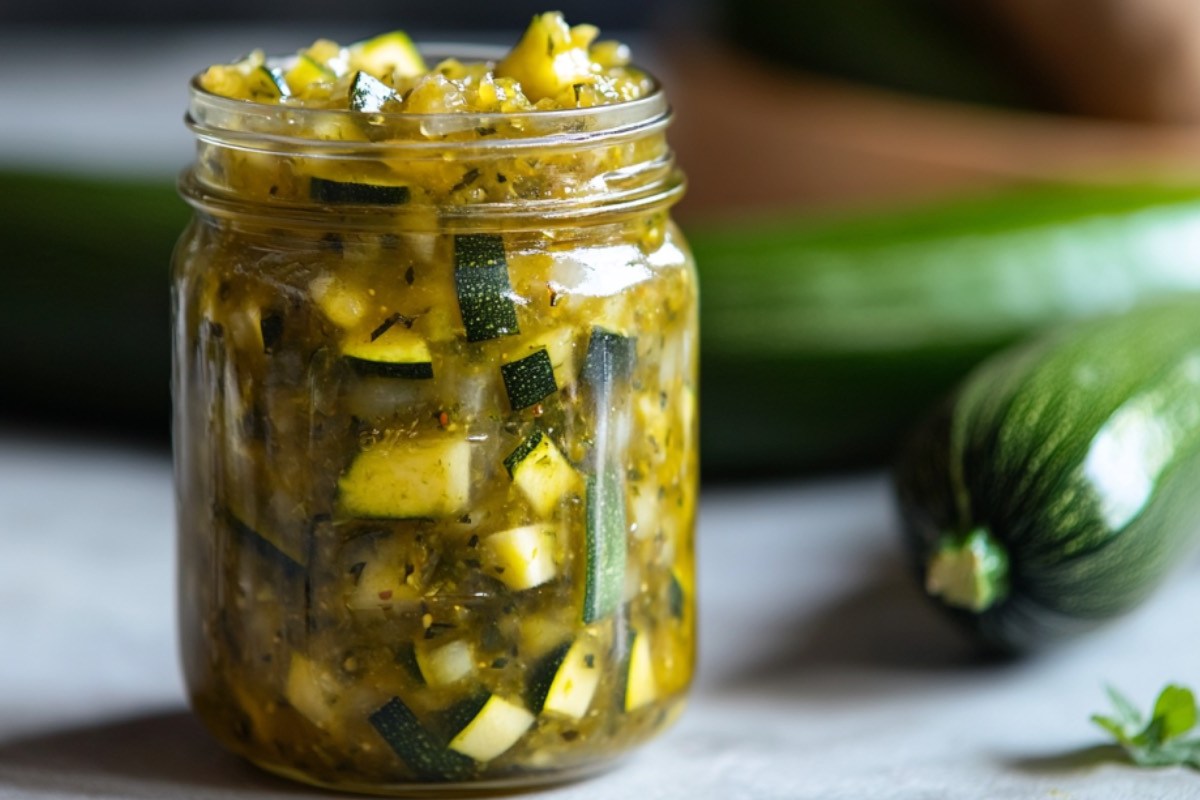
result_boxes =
[172,49,697,795]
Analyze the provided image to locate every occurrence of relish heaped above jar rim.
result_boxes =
[192,12,659,118]
[183,13,683,227]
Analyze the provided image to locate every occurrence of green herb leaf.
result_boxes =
[1153,685,1196,741]
[1093,683,1200,769]
[1091,714,1129,745]
[1105,684,1143,728]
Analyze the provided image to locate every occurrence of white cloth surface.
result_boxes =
[1,434,1199,799]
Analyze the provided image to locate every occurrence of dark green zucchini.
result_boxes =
[500,349,557,410]
[527,638,602,719]
[583,468,627,623]
[721,0,1041,109]
[227,513,306,575]
[581,327,636,390]
[310,177,410,205]
[368,696,474,781]
[453,234,520,343]
[695,182,1200,475]
[894,298,1200,652]
[526,641,572,713]
[348,70,399,113]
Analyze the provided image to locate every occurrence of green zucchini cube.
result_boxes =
[349,70,399,112]
[503,429,580,517]
[368,697,473,780]
[501,349,558,410]
[581,327,636,390]
[311,177,411,205]
[454,234,520,342]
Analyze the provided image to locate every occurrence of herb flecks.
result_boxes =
[369,312,415,341]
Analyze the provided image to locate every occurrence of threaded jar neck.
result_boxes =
[181,47,683,231]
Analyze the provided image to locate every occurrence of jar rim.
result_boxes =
[181,42,683,226]
[187,43,670,150]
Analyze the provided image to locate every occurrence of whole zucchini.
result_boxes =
[894,298,1200,652]
[696,183,1200,475]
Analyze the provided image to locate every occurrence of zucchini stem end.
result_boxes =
[925,527,1009,613]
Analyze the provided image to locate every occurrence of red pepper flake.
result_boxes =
[531,403,544,417]
[378,590,393,600]
[436,411,450,428]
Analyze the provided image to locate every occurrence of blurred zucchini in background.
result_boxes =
[0,171,185,439]
[721,0,1042,109]
[695,182,1200,475]
[894,298,1200,653]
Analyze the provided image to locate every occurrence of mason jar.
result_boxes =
[172,47,698,794]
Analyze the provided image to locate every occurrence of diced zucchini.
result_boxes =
[481,524,558,591]
[395,642,425,683]
[528,638,602,719]
[503,429,580,517]
[581,327,636,390]
[517,611,575,664]
[447,695,535,762]
[338,437,470,519]
[349,70,399,113]
[526,641,569,712]
[342,320,434,380]
[348,30,426,79]
[629,480,660,541]
[227,512,306,573]
[369,697,474,780]
[311,177,411,205]
[416,639,476,687]
[583,469,627,623]
[224,302,283,356]
[284,54,335,94]
[345,554,421,612]
[524,327,577,388]
[623,630,658,712]
[635,391,671,461]
[309,274,368,329]
[285,652,339,728]
[247,65,289,99]
[225,303,265,354]
[495,12,597,102]
[454,234,519,343]
[501,349,558,410]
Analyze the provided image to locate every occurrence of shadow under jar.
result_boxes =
[172,49,697,795]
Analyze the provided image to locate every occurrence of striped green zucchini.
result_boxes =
[894,298,1200,652]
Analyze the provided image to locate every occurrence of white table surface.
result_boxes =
[2,433,1200,799]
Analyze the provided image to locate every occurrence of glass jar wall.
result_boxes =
[173,54,697,794]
